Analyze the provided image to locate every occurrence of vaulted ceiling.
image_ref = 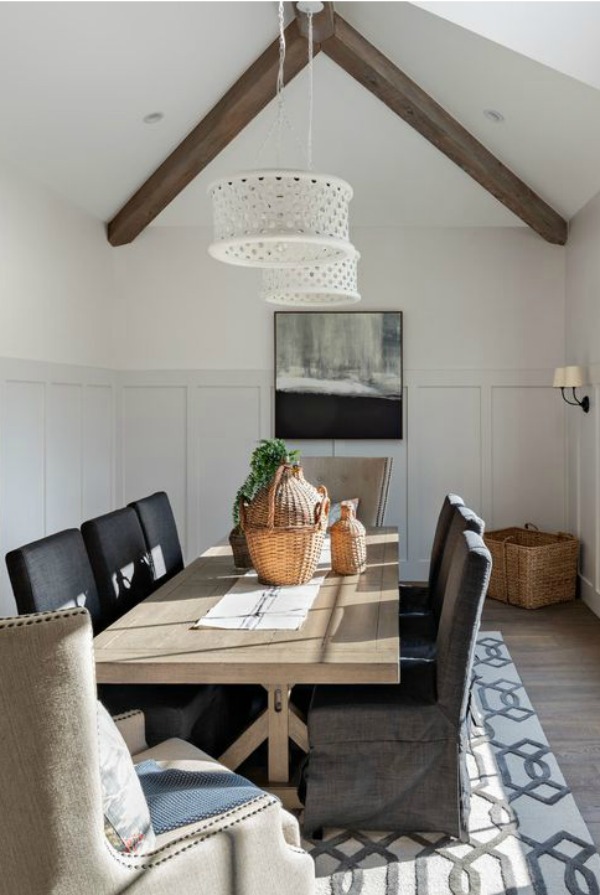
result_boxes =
[1,2,600,243]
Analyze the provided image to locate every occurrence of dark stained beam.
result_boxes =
[323,14,568,245]
[107,20,315,247]
[294,3,335,43]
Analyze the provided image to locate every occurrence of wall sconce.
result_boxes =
[553,366,590,413]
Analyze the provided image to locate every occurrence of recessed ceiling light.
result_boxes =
[483,109,504,124]
[143,112,164,125]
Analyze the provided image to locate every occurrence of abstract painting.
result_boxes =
[275,312,403,439]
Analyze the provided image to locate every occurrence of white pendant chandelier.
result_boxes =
[261,250,361,306]
[208,1,356,272]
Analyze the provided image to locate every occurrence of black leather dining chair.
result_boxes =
[6,521,231,754]
[128,491,184,589]
[6,528,107,631]
[303,528,492,838]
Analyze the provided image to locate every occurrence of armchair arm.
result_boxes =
[112,709,148,755]
[108,792,314,895]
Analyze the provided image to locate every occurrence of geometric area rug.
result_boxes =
[307,631,600,895]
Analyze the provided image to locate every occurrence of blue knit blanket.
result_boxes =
[136,760,264,834]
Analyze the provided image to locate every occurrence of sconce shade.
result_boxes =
[553,366,587,388]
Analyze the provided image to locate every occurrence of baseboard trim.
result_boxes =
[579,574,600,619]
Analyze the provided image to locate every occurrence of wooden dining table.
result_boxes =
[94,526,400,806]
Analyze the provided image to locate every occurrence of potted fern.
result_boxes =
[229,438,300,569]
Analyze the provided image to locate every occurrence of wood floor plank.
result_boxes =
[482,597,600,847]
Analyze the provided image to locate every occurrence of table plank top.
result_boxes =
[94,527,400,686]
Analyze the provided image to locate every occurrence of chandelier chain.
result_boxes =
[276,0,286,165]
[307,11,314,171]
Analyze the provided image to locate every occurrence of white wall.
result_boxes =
[113,225,565,372]
[115,225,567,581]
[565,190,600,616]
[0,156,116,368]
[0,163,570,614]
[0,158,118,614]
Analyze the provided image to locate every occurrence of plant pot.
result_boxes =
[229,527,253,570]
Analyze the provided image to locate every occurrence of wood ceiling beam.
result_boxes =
[107,20,315,247]
[323,14,568,245]
[294,3,336,43]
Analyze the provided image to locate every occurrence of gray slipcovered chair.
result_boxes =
[128,491,184,589]
[303,529,492,838]
[400,502,485,667]
[399,493,464,617]
[0,608,314,895]
[6,523,229,753]
[300,456,393,526]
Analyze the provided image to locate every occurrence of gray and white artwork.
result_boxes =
[275,312,403,440]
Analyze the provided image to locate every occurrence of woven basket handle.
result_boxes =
[239,498,248,531]
[265,463,288,530]
[314,485,330,526]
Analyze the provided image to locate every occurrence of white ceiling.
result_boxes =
[1,2,600,233]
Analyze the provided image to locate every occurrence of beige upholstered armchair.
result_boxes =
[300,456,393,526]
[0,609,315,895]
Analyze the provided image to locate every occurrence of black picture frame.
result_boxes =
[274,311,403,440]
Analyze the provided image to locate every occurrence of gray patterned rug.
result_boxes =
[307,631,600,895]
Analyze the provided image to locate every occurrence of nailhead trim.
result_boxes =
[111,710,143,722]
[0,607,88,630]
[104,794,279,870]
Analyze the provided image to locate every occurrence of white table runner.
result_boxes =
[194,540,331,631]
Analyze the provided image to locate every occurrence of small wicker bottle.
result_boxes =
[330,501,367,575]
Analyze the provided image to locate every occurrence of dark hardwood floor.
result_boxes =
[482,597,600,847]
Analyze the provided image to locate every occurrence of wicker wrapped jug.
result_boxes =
[331,501,367,575]
[241,463,330,586]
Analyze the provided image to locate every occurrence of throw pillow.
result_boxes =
[97,701,156,854]
[328,498,360,528]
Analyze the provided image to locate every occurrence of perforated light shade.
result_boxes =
[207,170,355,268]
[261,251,361,306]
[553,365,587,388]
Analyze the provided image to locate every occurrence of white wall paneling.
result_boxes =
[491,386,566,532]
[565,190,600,617]
[117,371,272,562]
[118,367,565,584]
[410,382,482,579]
[46,383,83,533]
[0,359,117,617]
[121,384,188,555]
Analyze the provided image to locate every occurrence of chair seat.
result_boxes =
[400,613,437,667]
[100,684,231,755]
[399,583,430,615]
[309,666,443,745]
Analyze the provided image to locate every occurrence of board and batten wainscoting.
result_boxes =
[0,358,117,616]
[566,363,600,618]
[0,362,566,616]
[117,367,566,585]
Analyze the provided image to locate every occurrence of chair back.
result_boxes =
[82,508,154,623]
[5,529,106,632]
[435,530,492,722]
[427,493,464,593]
[431,503,484,622]
[0,609,107,894]
[128,491,184,587]
[299,456,393,526]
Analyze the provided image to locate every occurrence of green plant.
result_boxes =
[232,438,300,529]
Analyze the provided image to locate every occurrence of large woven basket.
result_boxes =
[241,464,329,586]
[484,524,579,609]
